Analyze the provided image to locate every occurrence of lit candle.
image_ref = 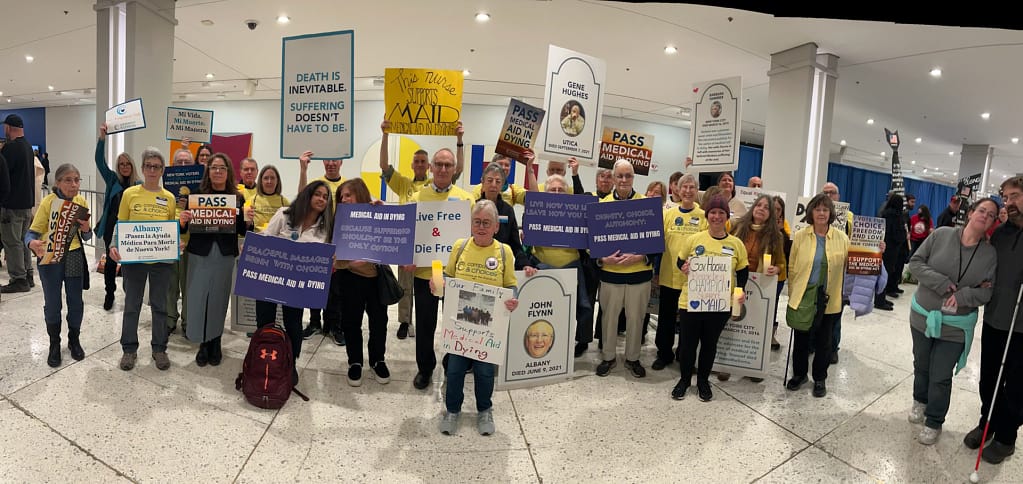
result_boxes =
[762,253,772,273]
[732,287,743,317]
[431,260,445,297]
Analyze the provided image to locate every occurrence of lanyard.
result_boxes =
[957,234,980,284]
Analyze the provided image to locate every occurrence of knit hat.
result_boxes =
[704,195,729,215]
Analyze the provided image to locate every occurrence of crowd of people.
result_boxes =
[1,114,1020,459]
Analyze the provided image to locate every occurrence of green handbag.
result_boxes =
[786,283,820,332]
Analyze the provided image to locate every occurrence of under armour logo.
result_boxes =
[260,349,278,361]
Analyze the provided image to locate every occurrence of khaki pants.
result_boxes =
[598,281,651,362]
[397,266,414,326]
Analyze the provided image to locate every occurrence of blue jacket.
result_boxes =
[842,265,889,317]
[93,139,136,243]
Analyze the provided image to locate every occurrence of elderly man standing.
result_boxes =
[237,157,259,202]
[166,148,196,334]
[594,160,655,378]
[1,114,36,294]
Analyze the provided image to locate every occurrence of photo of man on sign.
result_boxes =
[560,100,585,137]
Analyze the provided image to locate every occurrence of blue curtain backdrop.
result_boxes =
[735,144,954,220]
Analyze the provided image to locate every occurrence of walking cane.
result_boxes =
[783,328,794,388]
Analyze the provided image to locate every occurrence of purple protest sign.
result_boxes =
[522,192,596,249]
[586,196,665,258]
[234,232,335,309]
[333,203,416,264]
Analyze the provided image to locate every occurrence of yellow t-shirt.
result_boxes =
[30,192,89,253]
[445,238,517,289]
[249,193,290,233]
[118,185,178,249]
[237,184,258,204]
[471,183,526,206]
[532,246,579,268]
[659,203,708,290]
[412,183,475,280]
[315,175,345,202]
[598,191,652,275]
[676,230,749,308]
[383,167,431,203]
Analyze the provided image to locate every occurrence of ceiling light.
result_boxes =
[462,69,471,77]
[949,151,955,156]
[930,68,942,77]
[914,137,922,143]
[47,85,54,91]
[205,73,214,79]
[216,93,226,99]
[475,12,490,22]
[664,45,677,55]
[839,139,846,146]
[953,171,958,176]
[911,160,916,164]
[0,91,4,96]
[866,118,874,125]
[1013,137,1020,144]
[923,169,928,173]
[981,112,991,120]
[276,15,290,24]
[880,151,886,156]
[990,168,994,173]
[25,55,33,63]
[1004,174,1009,179]
[6,98,11,103]
[201,19,214,26]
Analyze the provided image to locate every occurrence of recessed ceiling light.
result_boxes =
[664,45,678,55]
[201,19,214,26]
[923,168,928,173]
[276,15,290,24]
[5,98,11,103]
[880,151,886,156]
[930,68,942,77]
[47,85,54,91]
[1004,174,1009,179]
[1013,137,1020,144]
[205,73,214,79]
[990,168,994,173]
[25,55,33,63]
[839,139,846,146]
[475,12,490,22]
[911,160,916,164]
[953,171,958,176]
[866,118,874,125]
[949,151,955,156]
[914,137,922,143]
[462,69,471,77]
[981,112,991,120]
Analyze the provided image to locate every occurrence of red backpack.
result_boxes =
[235,324,308,409]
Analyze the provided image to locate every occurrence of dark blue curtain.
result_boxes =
[736,144,763,187]
[826,162,954,219]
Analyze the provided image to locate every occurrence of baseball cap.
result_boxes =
[2,114,23,128]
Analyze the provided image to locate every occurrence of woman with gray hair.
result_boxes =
[94,123,140,310]
[477,163,528,269]
[25,163,93,367]
[109,147,180,372]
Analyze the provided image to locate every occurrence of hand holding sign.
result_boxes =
[29,240,45,258]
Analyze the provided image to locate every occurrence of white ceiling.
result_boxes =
[3,0,1022,188]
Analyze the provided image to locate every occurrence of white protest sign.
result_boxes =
[441,278,513,364]
[116,221,180,264]
[734,186,787,213]
[413,200,471,266]
[105,98,146,134]
[687,256,732,312]
[280,30,354,159]
[498,269,577,390]
[166,107,213,143]
[793,196,849,234]
[689,77,741,172]
[538,45,606,167]
[712,272,777,379]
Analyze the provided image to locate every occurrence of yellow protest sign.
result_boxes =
[384,68,463,136]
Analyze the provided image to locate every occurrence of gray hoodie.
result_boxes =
[984,220,1023,333]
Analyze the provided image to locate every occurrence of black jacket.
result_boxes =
[0,136,34,209]
[882,207,909,258]
[0,152,10,205]
[984,221,1023,333]
[936,206,958,228]
[185,190,248,257]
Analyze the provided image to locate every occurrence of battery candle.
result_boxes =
[431,260,445,297]
[762,254,772,273]
[732,287,743,317]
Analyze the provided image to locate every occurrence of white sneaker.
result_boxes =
[918,426,941,445]
[407,324,416,338]
[477,408,495,436]
[440,411,459,435]
[908,401,926,424]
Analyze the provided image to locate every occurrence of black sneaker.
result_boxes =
[103,293,114,311]
[624,360,646,378]
[651,357,672,371]
[697,381,713,402]
[886,291,900,299]
[413,371,432,389]
[812,380,827,398]
[595,358,617,377]
[671,379,689,400]
[787,375,807,391]
[371,362,390,384]
[301,322,321,340]
[574,342,588,358]
[347,364,363,387]
[332,331,346,346]
[894,287,905,294]
[963,424,987,450]
[397,323,410,340]
[830,351,839,365]
[874,300,894,311]
[982,440,1015,464]
[0,278,30,293]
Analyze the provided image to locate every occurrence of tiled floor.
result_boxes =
[1,263,1021,483]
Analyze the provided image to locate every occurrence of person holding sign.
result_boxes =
[110,148,179,372]
[905,199,996,445]
[328,179,390,387]
[716,172,746,222]
[594,160,656,379]
[434,200,519,436]
[470,152,536,207]
[405,148,475,390]
[25,164,92,367]
[180,153,250,367]
[257,180,334,385]
[296,150,341,341]
[195,143,213,166]
[671,195,748,402]
[477,163,529,268]
[653,174,707,371]
[785,194,850,398]
[94,123,140,311]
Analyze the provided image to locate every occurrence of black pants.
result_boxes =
[256,301,304,362]
[655,286,682,362]
[337,269,389,366]
[792,312,840,382]
[979,324,1023,446]
[413,277,440,374]
[104,246,118,296]
[678,310,729,384]
[883,251,905,293]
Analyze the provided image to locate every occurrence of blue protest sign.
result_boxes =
[234,232,335,309]
[586,196,664,258]
[522,192,595,249]
[333,203,416,265]
[163,165,204,208]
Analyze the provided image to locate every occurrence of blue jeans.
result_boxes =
[37,258,84,329]
[445,354,496,414]
[537,261,593,343]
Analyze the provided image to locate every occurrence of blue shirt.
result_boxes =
[808,234,826,285]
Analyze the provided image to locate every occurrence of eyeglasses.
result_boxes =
[472,219,493,228]
[59,177,81,184]
[142,163,163,171]
[433,163,455,171]
[208,166,228,172]
[822,190,839,195]
[614,173,634,180]
[1004,191,1023,202]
